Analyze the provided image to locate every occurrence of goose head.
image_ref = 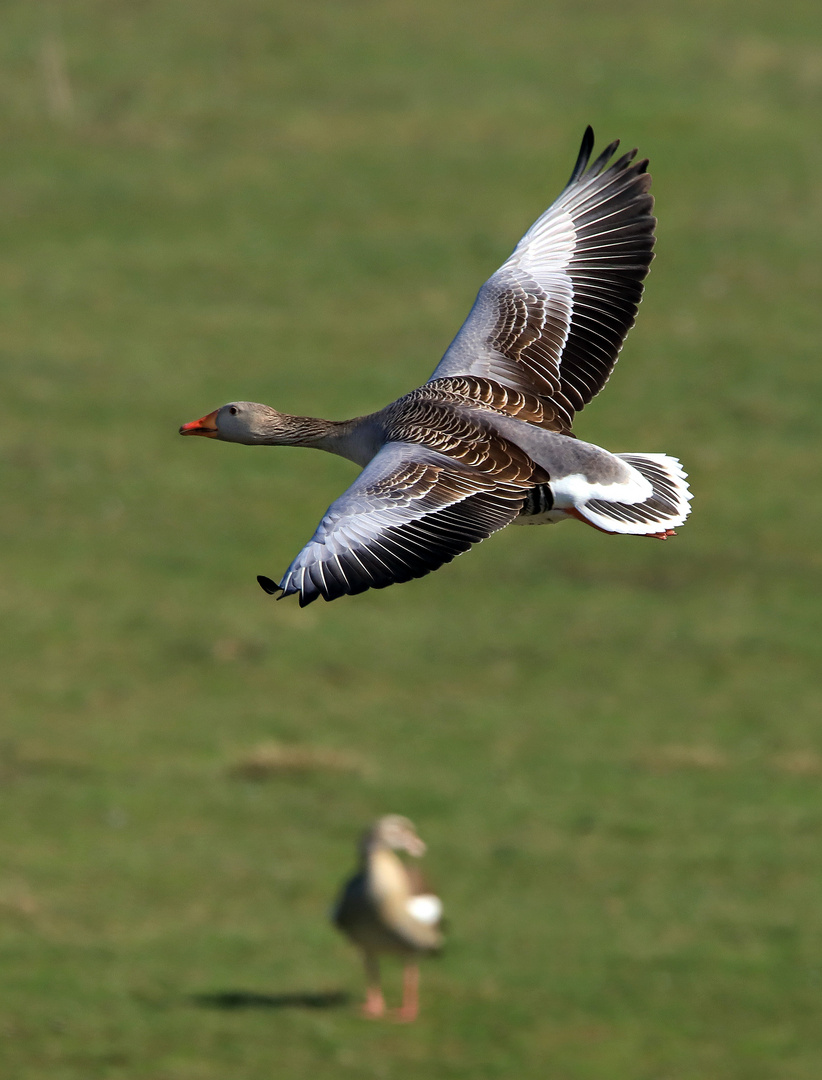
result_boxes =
[179,402,294,445]
[362,815,427,859]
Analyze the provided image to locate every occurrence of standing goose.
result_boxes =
[332,815,443,1022]
[181,128,691,606]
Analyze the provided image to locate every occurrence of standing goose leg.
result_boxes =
[361,954,385,1018]
[394,962,420,1023]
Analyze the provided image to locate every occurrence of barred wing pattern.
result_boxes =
[430,127,656,431]
[262,443,529,606]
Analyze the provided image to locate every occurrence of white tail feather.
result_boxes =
[573,453,692,536]
[407,894,443,926]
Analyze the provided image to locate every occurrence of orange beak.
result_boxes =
[179,409,219,437]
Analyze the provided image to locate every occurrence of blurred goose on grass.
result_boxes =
[332,815,443,1022]
[181,127,692,606]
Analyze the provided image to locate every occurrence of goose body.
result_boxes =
[181,128,692,605]
[332,815,443,1021]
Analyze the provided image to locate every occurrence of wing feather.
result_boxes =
[272,443,528,605]
[429,127,655,430]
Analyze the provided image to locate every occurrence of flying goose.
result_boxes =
[331,815,443,1022]
[181,128,692,605]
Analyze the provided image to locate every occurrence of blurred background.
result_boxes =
[2,1,821,1076]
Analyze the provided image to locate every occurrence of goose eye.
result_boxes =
[229,406,239,416]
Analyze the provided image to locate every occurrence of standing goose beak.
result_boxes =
[179,410,219,437]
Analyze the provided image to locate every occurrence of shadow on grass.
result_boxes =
[191,989,352,1011]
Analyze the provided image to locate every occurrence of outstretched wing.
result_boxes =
[260,443,528,606]
[429,127,655,431]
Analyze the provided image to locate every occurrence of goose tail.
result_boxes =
[570,453,692,539]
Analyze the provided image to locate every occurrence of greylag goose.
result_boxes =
[332,815,443,1022]
[181,128,692,605]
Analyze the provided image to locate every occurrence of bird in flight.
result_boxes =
[180,128,691,606]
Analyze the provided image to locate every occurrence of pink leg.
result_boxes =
[394,963,420,1023]
[361,954,385,1019]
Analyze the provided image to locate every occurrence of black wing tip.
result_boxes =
[566,126,596,187]
[567,127,626,187]
[257,574,282,596]
[568,129,653,189]
[258,573,315,604]
[259,570,351,606]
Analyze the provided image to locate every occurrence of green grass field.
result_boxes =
[2,1,822,1076]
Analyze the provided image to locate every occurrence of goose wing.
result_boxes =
[429,127,655,432]
[261,442,528,606]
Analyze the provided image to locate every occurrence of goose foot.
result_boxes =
[360,986,385,1019]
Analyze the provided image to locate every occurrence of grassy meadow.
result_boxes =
[2,1,822,1076]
